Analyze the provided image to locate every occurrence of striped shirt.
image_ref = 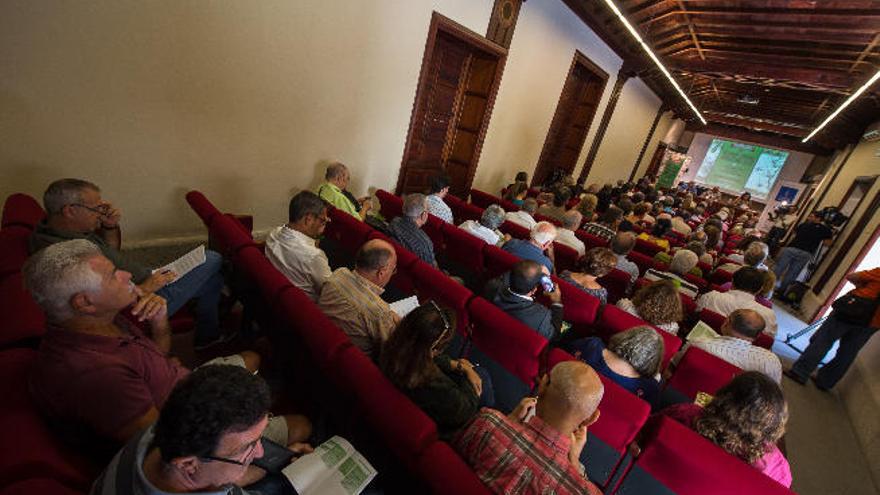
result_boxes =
[582,222,616,243]
[426,194,453,224]
[688,336,782,383]
[318,268,400,361]
[644,268,699,299]
[454,408,601,495]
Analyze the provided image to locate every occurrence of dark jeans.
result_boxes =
[474,365,496,408]
[156,249,224,343]
[790,315,877,389]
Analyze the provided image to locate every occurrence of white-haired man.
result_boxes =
[502,221,557,274]
[388,193,437,266]
[505,198,539,229]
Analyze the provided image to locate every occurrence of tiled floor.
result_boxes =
[772,304,878,495]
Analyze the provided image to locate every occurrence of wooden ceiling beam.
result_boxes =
[640,7,880,26]
[673,47,876,68]
[686,122,834,156]
[667,59,854,88]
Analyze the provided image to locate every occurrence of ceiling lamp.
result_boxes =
[802,68,880,143]
[601,0,707,125]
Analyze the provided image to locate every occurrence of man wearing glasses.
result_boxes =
[92,365,312,494]
[30,178,228,350]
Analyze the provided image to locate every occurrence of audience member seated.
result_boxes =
[637,218,672,252]
[624,201,650,227]
[670,213,692,236]
[490,260,563,340]
[654,241,707,277]
[718,241,769,274]
[459,204,509,246]
[504,171,529,197]
[316,161,371,221]
[697,267,779,338]
[555,210,586,256]
[644,249,700,298]
[616,280,683,335]
[560,247,617,304]
[688,230,714,265]
[93,365,314,494]
[319,239,400,360]
[502,221,557,274]
[536,187,570,222]
[380,302,493,439]
[265,191,332,301]
[505,197,539,229]
[610,232,639,283]
[426,173,454,224]
[565,327,663,405]
[24,241,308,452]
[388,193,437,266]
[582,206,623,243]
[503,181,529,206]
[30,179,226,350]
[454,361,604,495]
[679,309,781,383]
[704,224,723,253]
[658,372,791,487]
[576,193,599,224]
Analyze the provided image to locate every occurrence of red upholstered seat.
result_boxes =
[754,332,774,350]
[482,244,520,280]
[423,215,446,252]
[666,346,742,401]
[185,190,222,226]
[498,198,521,212]
[533,213,561,227]
[697,261,713,274]
[274,287,354,371]
[457,202,484,224]
[596,305,681,372]
[467,297,548,386]
[611,416,795,495]
[0,349,95,491]
[709,268,735,287]
[652,260,669,272]
[375,189,403,220]
[697,308,727,332]
[598,268,631,305]
[0,225,32,279]
[0,273,47,348]
[408,260,474,332]
[444,194,468,224]
[626,251,654,278]
[553,277,601,335]
[441,223,486,276]
[469,189,496,210]
[498,220,530,241]
[553,243,580,273]
[329,346,438,466]
[1,193,45,230]
[414,442,492,494]
[323,206,374,256]
[575,230,610,251]
[2,478,85,494]
[680,294,697,319]
[633,238,665,257]
[683,273,708,293]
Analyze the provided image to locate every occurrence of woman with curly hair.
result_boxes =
[616,280,683,335]
[560,247,618,304]
[564,326,664,404]
[577,193,599,224]
[659,372,792,487]
[381,302,493,439]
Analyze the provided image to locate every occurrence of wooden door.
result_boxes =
[397,13,506,197]
[532,52,607,187]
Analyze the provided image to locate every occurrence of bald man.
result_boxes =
[318,239,400,361]
[454,361,604,495]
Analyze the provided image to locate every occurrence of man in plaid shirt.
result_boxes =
[454,361,604,494]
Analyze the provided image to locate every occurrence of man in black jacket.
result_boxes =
[488,260,563,340]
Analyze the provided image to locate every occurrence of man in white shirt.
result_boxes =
[460,204,509,246]
[555,210,585,257]
[697,266,778,338]
[265,191,332,301]
[686,309,782,383]
[505,198,538,229]
[426,174,454,224]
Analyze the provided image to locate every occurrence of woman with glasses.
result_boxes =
[380,302,493,439]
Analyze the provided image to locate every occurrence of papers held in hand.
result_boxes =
[687,320,721,343]
[282,436,377,495]
[151,245,206,280]
[389,295,420,318]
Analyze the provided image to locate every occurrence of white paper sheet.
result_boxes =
[389,295,420,318]
[152,245,206,280]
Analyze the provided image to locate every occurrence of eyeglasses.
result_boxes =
[198,438,260,467]
[70,203,109,215]
[428,300,451,354]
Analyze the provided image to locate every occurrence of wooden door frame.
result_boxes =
[396,12,508,195]
[532,50,609,187]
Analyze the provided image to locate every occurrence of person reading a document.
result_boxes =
[29,178,228,349]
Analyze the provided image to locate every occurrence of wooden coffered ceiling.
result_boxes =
[562,0,880,154]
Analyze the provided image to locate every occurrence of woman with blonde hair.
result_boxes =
[577,193,599,224]
[616,280,684,335]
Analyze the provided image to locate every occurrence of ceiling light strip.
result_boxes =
[802,68,880,143]
[601,0,707,125]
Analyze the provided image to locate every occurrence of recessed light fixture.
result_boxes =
[802,68,880,143]
[601,0,707,125]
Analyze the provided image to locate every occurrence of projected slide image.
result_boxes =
[694,138,789,199]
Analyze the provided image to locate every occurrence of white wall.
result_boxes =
[1,0,664,244]
[631,111,676,180]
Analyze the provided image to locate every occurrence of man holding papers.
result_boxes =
[30,179,227,349]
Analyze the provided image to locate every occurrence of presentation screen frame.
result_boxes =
[693,138,789,200]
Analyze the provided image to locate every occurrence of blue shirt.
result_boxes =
[502,238,553,273]
[565,337,659,406]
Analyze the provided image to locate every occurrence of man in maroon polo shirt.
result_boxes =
[23,239,309,453]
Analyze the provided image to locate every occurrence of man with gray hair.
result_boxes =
[555,210,586,257]
[610,231,639,283]
[459,204,510,246]
[454,360,604,494]
[316,161,372,221]
[503,221,557,274]
[505,197,539,229]
[24,240,309,449]
[645,249,700,298]
[30,179,226,350]
[387,193,437,266]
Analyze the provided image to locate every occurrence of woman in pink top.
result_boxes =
[659,372,792,487]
